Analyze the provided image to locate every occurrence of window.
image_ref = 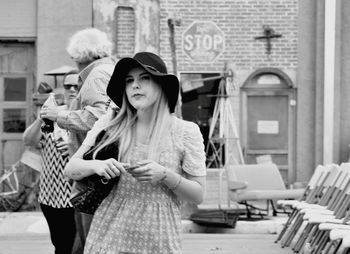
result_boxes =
[3,109,26,133]
[4,77,26,101]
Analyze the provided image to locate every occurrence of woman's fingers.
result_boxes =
[57,145,68,152]
[56,141,69,155]
[92,160,116,179]
[56,144,67,149]
[105,160,121,177]
[135,160,152,166]
[110,159,127,174]
[130,165,150,175]
[134,175,151,182]
[96,159,157,180]
[56,140,68,147]
[100,170,111,180]
[104,158,127,176]
[105,167,117,178]
[60,150,69,157]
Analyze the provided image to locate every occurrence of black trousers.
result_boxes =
[40,204,76,254]
[74,212,93,249]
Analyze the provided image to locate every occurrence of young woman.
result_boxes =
[64,52,206,254]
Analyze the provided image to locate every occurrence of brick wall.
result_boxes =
[115,6,135,58]
[159,0,298,74]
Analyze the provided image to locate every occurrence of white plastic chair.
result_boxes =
[226,163,304,217]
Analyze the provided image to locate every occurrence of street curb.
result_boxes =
[0,212,287,236]
[182,217,286,234]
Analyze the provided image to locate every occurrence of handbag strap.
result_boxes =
[83,130,119,161]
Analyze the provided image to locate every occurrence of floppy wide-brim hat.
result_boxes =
[107,52,179,113]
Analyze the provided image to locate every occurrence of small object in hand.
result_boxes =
[37,81,53,94]
[125,165,139,172]
[41,93,57,133]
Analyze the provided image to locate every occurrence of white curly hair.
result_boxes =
[66,28,113,64]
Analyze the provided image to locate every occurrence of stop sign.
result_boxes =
[182,21,225,62]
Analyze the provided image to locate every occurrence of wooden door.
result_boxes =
[0,43,34,172]
[241,69,296,185]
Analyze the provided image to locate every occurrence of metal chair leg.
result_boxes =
[296,224,319,253]
[323,239,342,254]
[323,240,335,254]
[275,208,297,243]
[281,213,304,247]
[310,228,324,248]
[332,239,342,254]
[292,223,314,252]
[341,246,350,254]
[311,231,329,254]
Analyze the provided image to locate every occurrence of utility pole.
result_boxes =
[168,18,182,118]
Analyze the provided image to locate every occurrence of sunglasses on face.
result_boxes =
[63,84,78,90]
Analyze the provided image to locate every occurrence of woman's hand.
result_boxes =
[128,160,166,185]
[40,106,59,122]
[56,140,69,156]
[91,159,127,180]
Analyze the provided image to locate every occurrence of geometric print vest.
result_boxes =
[38,132,73,208]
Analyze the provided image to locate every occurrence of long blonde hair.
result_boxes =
[92,82,171,162]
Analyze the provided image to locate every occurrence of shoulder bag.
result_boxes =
[70,130,119,214]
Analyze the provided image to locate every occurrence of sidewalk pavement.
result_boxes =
[0,211,288,236]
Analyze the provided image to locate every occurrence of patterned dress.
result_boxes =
[39,131,73,208]
[84,117,206,254]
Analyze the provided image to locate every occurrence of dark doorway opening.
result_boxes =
[180,72,221,166]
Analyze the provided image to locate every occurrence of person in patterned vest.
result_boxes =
[39,28,116,253]
[65,52,207,254]
[23,71,79,254]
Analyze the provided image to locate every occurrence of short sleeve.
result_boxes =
[182,121,207,176]
[82,108,115,147]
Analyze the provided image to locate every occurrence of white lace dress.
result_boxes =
[84,117,206,254]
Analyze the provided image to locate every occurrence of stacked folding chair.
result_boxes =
[335,229,350,253]
[315,222,350,254]
[289,164,350,253]
[275,164,341,250]
[281,163,350,254]
[275,164,338,245]
[302,162,350,254]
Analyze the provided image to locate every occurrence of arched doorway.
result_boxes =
[241,68,296,185]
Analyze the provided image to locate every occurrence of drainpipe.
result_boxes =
[323,0,336,164]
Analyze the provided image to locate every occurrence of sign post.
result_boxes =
[182,21,225,62]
